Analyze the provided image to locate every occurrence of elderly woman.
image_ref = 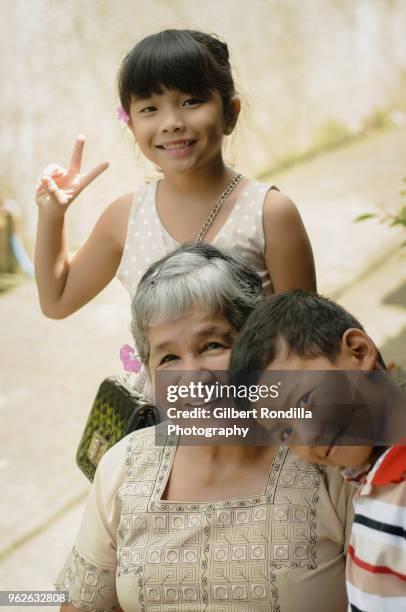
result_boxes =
[57,244,353,612]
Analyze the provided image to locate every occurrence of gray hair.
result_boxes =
[131,243,264,365]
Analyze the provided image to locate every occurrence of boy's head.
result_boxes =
[229,290,385,468]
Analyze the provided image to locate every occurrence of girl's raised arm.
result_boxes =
[263,190,317,293]
[35,137,129,319]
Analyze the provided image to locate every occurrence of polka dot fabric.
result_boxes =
[116,179,276,298]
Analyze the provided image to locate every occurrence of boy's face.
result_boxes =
[265,337,374,469]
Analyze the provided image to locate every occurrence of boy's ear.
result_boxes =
[224,97,241,135]
[341,329,377,371]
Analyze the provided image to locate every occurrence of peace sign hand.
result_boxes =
[35,136,109,216]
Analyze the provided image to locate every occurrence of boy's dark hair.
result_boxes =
[229,290,386,386]
[118,29,237,125]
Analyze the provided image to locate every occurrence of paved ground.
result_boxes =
[268,124,406,356]
[0,125,405,611]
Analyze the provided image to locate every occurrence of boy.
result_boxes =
[230,290,406,611]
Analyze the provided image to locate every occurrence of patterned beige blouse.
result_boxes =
[56,426,354,611]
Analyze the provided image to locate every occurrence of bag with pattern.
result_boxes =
[76,375,157,481]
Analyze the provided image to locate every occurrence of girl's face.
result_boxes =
[128,89,238,175]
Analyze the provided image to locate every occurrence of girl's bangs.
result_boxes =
[126,35,216,100]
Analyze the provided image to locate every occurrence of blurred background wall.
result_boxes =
[1,0,406,251]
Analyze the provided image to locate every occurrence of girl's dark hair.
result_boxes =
[117,29,236,124]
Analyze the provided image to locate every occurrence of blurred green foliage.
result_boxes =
[314,118,352,149]
[355,177,406,249]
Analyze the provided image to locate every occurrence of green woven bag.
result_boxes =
[76,376,157,481]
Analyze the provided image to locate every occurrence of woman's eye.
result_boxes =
[202,342,225,352]
[159,354,178,365]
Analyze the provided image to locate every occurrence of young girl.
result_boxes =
[35,29,315,322]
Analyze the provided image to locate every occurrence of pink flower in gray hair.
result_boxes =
[120,344,142,373]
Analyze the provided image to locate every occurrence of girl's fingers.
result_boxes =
[41,163,65,178]
[69,135,86,175]
[39,138,107,201]
[39,164,66,191]
[80,161,109,190]
[41,177,71,206]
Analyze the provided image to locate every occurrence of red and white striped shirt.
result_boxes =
[343,445,406,611]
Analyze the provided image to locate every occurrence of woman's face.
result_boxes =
[147,306,235,410]
[148,306,236,374]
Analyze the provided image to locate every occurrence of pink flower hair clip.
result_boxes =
[117,106,130,125]
[120,344,142,373]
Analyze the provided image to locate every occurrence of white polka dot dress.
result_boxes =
[116,179,277,298]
